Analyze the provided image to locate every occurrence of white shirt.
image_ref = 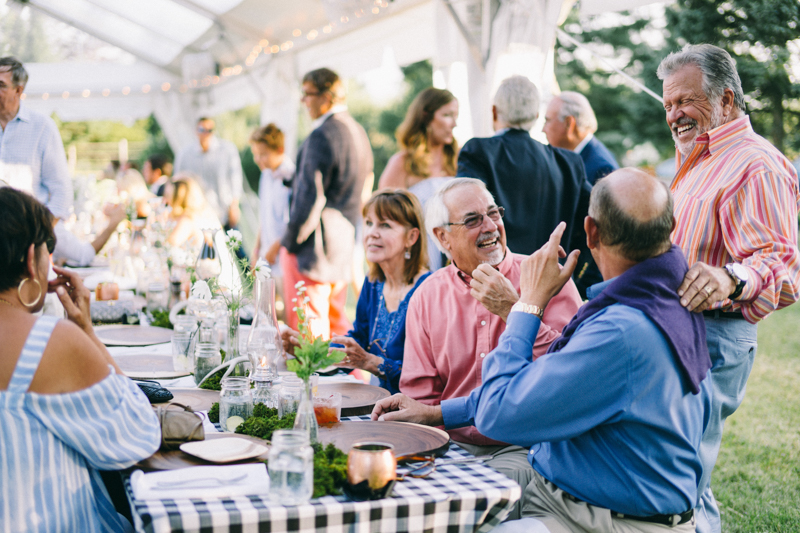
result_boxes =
[258,159,294,276]
[174,136,244,223]
[574,132,594,154]
[0,104,72,219]
[53,221,96,266]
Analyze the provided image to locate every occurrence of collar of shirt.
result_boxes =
[585,276,613,299]
[311,104,348,131]
[675,115,751,168]
[493,127,528,137]
[453,249,513,288]
[11,103,31,124]
[574,132,594,154]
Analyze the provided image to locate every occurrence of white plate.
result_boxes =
[84,272,137,291]
[180,438,268,463]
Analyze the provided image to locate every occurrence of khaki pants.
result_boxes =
[493,470,696,533]
[454,441,533,520]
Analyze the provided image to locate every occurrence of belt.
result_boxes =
[611,509,694,527]
[702,309,744,320]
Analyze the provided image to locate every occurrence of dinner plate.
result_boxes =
[166,388,220,411]
[84,272,137,291]
[180,438,268,464]
[95,325,173,346]
[63,265,110,278]
[114,354,191,380]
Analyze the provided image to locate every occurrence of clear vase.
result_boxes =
[226,306,248,376]
[293,379,318,443]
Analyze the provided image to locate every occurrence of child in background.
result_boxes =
[250,124,294,312]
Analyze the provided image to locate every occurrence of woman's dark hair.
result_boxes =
[396,88,458,178]
[363,189,428,284]
[0,188,56,292]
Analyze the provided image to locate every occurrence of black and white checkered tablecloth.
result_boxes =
[126,417,521,533]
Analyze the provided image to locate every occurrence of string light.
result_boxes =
[23,9,390,100]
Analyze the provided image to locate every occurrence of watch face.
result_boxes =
[729,263,749,281]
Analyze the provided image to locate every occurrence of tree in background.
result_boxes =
[556,1,800,163]
[666,0,800,156]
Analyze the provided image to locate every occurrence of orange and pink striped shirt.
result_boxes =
[671,116,800,323]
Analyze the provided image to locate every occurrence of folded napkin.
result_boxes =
[130,464,269,500]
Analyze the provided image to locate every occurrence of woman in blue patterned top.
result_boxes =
[284,190,430,393]
[330,189,431,393]
[0,188,161,532]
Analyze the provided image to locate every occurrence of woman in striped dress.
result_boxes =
[0,188,161,533]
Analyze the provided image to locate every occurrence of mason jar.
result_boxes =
[219,377,253,432]
[268,430,314,505]
[193,342,220,385]
[279,376,303,417]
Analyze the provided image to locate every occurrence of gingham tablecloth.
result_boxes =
[126,418,521,533]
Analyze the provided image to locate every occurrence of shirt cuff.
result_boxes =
[440,397,472,430]
[736,265,763,302]
[506,309,543,339]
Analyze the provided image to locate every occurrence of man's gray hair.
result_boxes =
[556,91,598,134]
[0,57,28,88]
[656,44,745,112]
[493,75,539,131]
[425,177,494,257]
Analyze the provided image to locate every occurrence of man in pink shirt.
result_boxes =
[399,178,582,517]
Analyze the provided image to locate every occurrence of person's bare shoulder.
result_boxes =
[29,321,113,394]
[378,153,408,189]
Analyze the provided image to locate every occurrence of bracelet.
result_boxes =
[510,302,544,319]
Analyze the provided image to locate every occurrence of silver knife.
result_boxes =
[436,455,493,466]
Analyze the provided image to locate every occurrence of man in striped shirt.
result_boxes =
[658,44,800,533]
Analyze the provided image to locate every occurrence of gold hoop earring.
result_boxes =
[18,278,42,308]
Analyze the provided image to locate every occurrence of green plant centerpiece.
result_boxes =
[286,281,345,442]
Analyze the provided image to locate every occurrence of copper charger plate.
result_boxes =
[114,354,190,380]
[318,421,450,459]
[317,383,390,417]
[95,325,173,346]
[137,422,449,472]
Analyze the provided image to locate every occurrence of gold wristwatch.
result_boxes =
[510,302,544,319]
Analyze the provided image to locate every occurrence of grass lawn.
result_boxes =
[715,303,800,532]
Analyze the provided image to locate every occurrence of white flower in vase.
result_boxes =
[190,279,213,300]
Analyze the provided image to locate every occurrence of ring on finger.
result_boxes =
[703,286,713,296]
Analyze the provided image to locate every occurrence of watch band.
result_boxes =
[724,263,746,300]
[511,302,544,319]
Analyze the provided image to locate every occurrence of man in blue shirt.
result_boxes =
[373,168,712,532]
[0,57,72,221]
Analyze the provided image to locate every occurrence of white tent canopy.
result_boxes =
[15,0,661,156]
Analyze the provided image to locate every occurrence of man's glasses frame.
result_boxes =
[444,206,505,230]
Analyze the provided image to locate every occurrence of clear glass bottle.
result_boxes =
[195,229,221,280]
[194,342,221,385]
[268,430,314,505]
[293,379,319,443]
[219,376,253,432]
[247,268,282,382]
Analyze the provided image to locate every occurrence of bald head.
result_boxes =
[588,168,674,262]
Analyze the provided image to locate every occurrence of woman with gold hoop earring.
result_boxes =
[0,188,161,532]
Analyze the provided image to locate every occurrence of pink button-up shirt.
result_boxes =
[400,251,582,445]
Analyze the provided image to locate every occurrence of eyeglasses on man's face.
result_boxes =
[301,90,322,99]
[445,206,505,230]
[197,126,214,134]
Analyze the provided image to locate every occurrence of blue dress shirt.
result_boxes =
[0,104,72,219]
[441,279,710,516]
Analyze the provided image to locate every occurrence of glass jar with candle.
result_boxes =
[146,282,168,313]
[268,430,314,505]
[219,377,253,432]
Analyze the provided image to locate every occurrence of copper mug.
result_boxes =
[346,442,396,500]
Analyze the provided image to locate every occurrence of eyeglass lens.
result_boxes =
[463,207,504,229]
